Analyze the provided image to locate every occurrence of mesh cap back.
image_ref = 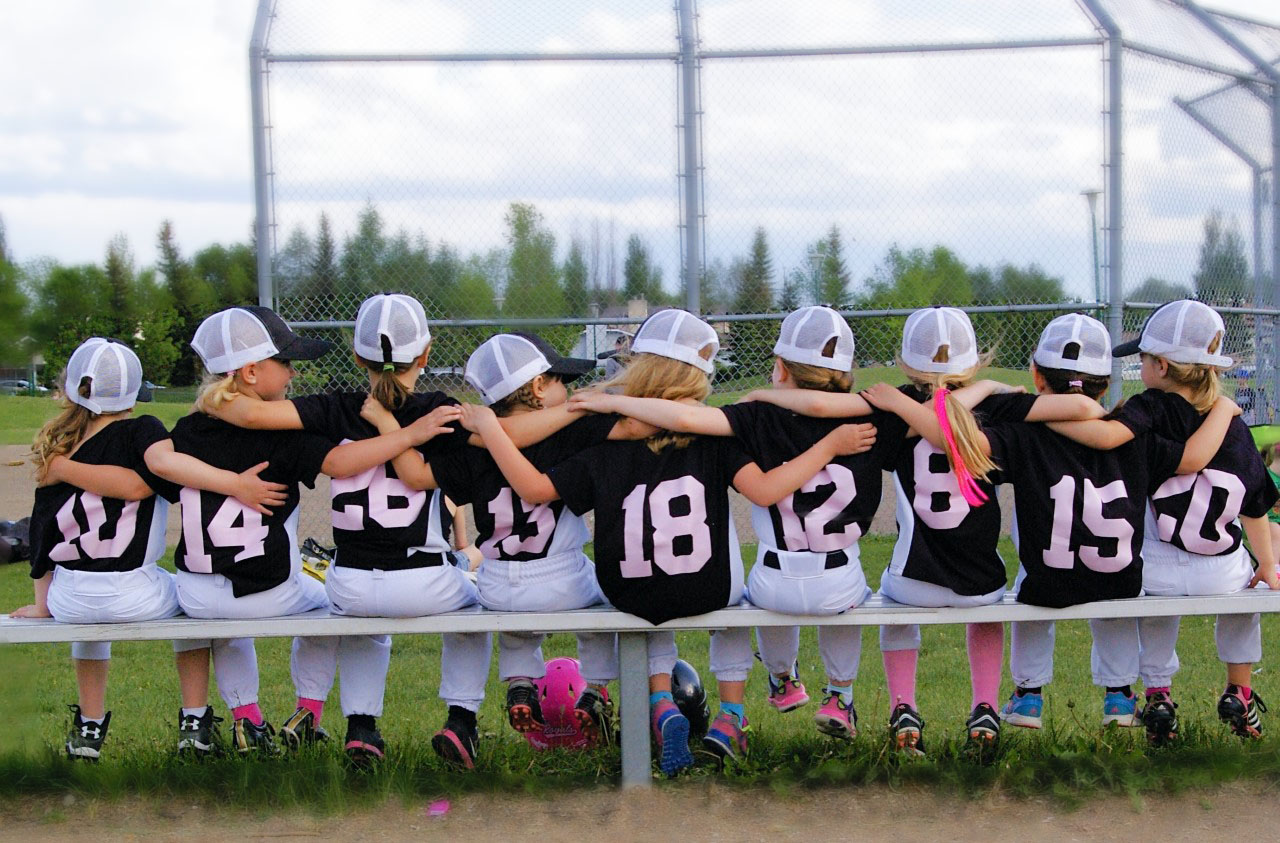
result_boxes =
[1033,313,1111,377]
[65,338,144,414]
[773,306,855,372]
[631,309,719,374]
[465,334,552,405]
[354,294,431,364]
[191,308,279,374]
[1133,300,1233,368]
[900,307,979,374]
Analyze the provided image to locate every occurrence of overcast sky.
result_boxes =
[2,0,1277,303]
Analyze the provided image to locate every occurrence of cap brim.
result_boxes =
[274,335,333,361]
[546,356,597,383]
[136,383,153,403]
[1112,339,1142,357]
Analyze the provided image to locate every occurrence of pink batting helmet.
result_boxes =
[522,657,591,751]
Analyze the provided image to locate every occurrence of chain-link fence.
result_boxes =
[249,0,1280,544]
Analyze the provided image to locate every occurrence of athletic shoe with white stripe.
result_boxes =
[999,690,1043,729]
[66,705,109,761]
[1218,685,1266,739]
[1101,690,1140,727]
[177,707,221,756]
[888,703,926,756]
[964,703,1000,765]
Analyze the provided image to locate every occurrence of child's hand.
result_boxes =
[1213,395,1243,417]
[567,389,618,415]
[826,422,877,457]
[39,455,69,487]
[233,462,288,515]
[10,604,52,619]
[1250,561,1279,590]
[457,403,500,436]
[360,395,399,433]
[737,390,770,404]
[406,405,463,445]
[983,380,1025,395]
[860,382,913,414]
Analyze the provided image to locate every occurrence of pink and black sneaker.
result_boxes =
[344,716,385,768]
[766,674,809,713]
[432,705,479,770]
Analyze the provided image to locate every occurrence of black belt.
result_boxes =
[334,551,447,572]
[762,549,849,570]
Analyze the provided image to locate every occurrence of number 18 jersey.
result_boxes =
[886,386,1037,596]
[549,435,752,625]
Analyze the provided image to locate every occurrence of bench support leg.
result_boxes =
[618,631,651,788]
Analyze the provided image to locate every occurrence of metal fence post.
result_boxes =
[677,0,702,314]
[250,0,274,308]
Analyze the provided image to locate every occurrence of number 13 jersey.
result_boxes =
[549,435,753,625]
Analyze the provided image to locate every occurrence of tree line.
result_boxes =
[0,205,1253,386]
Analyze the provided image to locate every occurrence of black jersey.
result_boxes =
[549,435,753,625]
[430,414,617,562]
[986,422,1184,608]
[1114,389,1278,556]
[886,386,1037,596]
[720,401,905,553]
[161,412,334,597]
[29,415,171,579]
[292,391,470,569]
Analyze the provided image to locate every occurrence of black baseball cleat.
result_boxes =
[1141,691,1179,747]
[888,703,926,756]
[232,718,281,755]
[1218,685,1267,739]
[177,706,222,756]
[344,716,386,769]
[572,685,616,747]
[505,679,545,734]
[279,706,330,749]
[66,705,110,762]
[963,702,1001,765]
[432,706,479,770]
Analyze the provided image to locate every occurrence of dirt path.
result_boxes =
[0,782,1266,842]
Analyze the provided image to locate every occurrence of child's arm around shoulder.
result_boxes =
[1024,393,1107,422]
[358,395,445,491]
[861,382,978,455]
[322,404,461,479]
[738,387,872,418]
[202,393,304,430]
[460,404,560,504]
[142,440,287,515]
[1175,395,1239,474]
[43,456,153,501]
[569,391,732,436]
[732,421,876,506]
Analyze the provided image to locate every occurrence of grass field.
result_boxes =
[2,538,1279,806]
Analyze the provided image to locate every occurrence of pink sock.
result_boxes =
[966,622,1004,710]
[231,703,264,725]
[297,697,324,724]
[1146,686,1171,697]
[882,648,918,710]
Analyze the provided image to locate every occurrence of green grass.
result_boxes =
[2,538,1278,806]
[0,396,192,446]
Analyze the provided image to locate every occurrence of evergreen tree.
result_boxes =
[157,221,213,385]
[778,268,804,312]
[733,227,774,313]
[341,203,388,296]
[503,202,563,317]
[1193,211,1251,352]
[816,225,851,309]
[103,234,136,341]
[622,235,652,303]
[306,211,340,320]
[275,225,314,303]
[563,238,589,316]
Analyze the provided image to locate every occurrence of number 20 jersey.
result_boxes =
[291,391,471,569]
[429,414,617,562]
[29,415,172,579]
[886,386,1037,596]
[549,435,753,625]
[1114,389,1278,558]
[985,423,1184,607]
[719,401,905,554]
[164,412,334,597]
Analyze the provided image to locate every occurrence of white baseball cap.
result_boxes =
[354,293,431,365]
[65,338,146,414]
[465,333,595,406]
[900,307,979,374]
[1033,313,1112,377]
[191,306,332,375]
[773,306,855,372]
[630,309,719,374]
[1112,299,1234,368]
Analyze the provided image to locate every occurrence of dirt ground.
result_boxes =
[0,782,1269,842]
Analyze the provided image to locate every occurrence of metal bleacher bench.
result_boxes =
[5,589,1280,788]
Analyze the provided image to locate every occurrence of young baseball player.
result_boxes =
[11,337,287,759]
[460,309,874,775]
[861,314,1235,731]
[362,332,654,747]
[741,306,1103,759]
[164,305,450,756]
[568,306,891,741]
[1042,300,1278,743]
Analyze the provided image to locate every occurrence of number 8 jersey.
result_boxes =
[548,435,753,625]
[29,416,172,580]
[163,412,335,597]
[291,391,472,569]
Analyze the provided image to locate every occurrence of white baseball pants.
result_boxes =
[47,565,204,661]
[877,567,1005,652]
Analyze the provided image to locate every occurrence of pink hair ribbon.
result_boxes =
[934,388,989,507]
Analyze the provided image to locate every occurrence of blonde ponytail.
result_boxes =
[195,372,241,414]
[600,352,711,453]
[31,378,98,482]
[898,352,998,484]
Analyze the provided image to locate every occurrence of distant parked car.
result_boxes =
[0,379,47,395]
[1120,361,1142,382]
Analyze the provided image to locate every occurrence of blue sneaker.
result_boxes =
[702,711,749,764]
[651,699,692,776]
[1102,690,1140,727]
[999,691,1043,729]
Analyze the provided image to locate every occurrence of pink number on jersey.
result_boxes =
[48,492,140,562]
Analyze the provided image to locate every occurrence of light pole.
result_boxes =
[1082,189,1103,309]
